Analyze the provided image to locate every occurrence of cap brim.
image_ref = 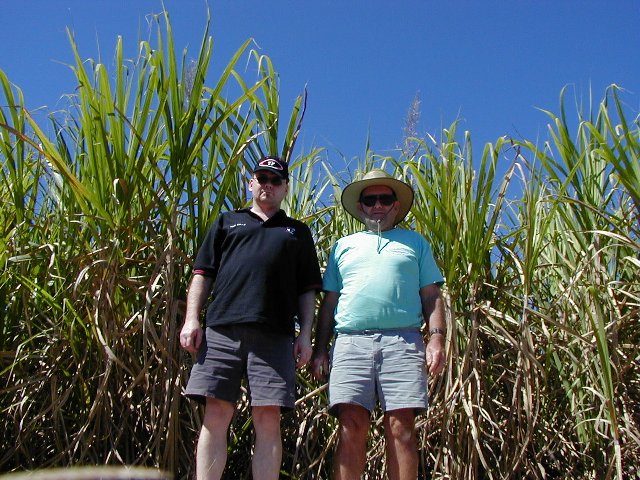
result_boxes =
[253,167,287,179]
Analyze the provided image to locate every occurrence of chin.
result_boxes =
[364,218,393,231]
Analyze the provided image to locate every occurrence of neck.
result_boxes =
[364,218,394,232]
[251,203,280,221]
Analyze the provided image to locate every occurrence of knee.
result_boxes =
[202,398,235,430]
[252,406,281,434]
[338,406,370,439]
[385,411,416,444]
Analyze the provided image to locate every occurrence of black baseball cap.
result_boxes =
[253,156,289,180]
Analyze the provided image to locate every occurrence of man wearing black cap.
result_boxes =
[180,156,322,480]
[311,169,446,480]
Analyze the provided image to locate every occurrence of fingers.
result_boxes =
[296,350,312,369]
[180,328,201,353]
[180,336,196,353]
[294,342,313,369]
[315,361,328,380]
[426,349,445,376]
[310,357,329,380]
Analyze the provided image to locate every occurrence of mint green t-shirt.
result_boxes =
[323,228,444,333]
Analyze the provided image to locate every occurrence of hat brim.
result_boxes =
[341,177,414,225]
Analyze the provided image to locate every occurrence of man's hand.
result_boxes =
[180,319,203,354]
[294,334,313,369]
[425,334,446,376]
[310,350,329,381]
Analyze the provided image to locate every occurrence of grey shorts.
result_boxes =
[328,329,428,416]
[185,324,295,410]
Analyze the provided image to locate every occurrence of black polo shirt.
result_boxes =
[193,208,322,336]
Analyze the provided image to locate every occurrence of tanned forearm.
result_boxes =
[184,274,213,324]
[297,289,317,340]
[314,291,338,352]
[180,274,213,353]
[420,284,447,375]
[293,289,317,368]
[310,291,338,379]
[420,284,446,333]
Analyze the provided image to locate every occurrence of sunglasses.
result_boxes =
[359,194,397,207]
[255,174,284,186]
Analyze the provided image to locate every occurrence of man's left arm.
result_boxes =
[294,289,317,368]
[420,283,446,376]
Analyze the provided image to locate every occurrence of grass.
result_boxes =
[1,8,639,480]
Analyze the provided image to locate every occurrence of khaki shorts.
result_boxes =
[328,329,428,416]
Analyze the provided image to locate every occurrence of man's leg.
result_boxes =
[196,398,235,480]
[251,405,282,480]
[333,404,370,480]
[383,408,418,480]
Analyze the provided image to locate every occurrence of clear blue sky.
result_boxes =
[1,1,639,168]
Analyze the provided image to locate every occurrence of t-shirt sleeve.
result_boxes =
[322,243,341,293]
[193,215,226,278]
[418,236,445,287]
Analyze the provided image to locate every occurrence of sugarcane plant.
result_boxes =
[1,6,638,480]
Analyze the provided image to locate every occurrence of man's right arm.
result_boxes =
[311,291,339,380]
[180,274,213,353]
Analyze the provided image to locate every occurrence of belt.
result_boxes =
[337,327,421,335]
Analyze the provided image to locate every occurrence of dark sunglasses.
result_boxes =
[359,194,397,207]
[255,174,284,186]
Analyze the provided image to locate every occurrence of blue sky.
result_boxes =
[1,1,639,171]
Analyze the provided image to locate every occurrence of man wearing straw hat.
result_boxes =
[180,156,322,480]
[311,169,446,480]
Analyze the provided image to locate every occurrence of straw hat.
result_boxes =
[341,169,414,225]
